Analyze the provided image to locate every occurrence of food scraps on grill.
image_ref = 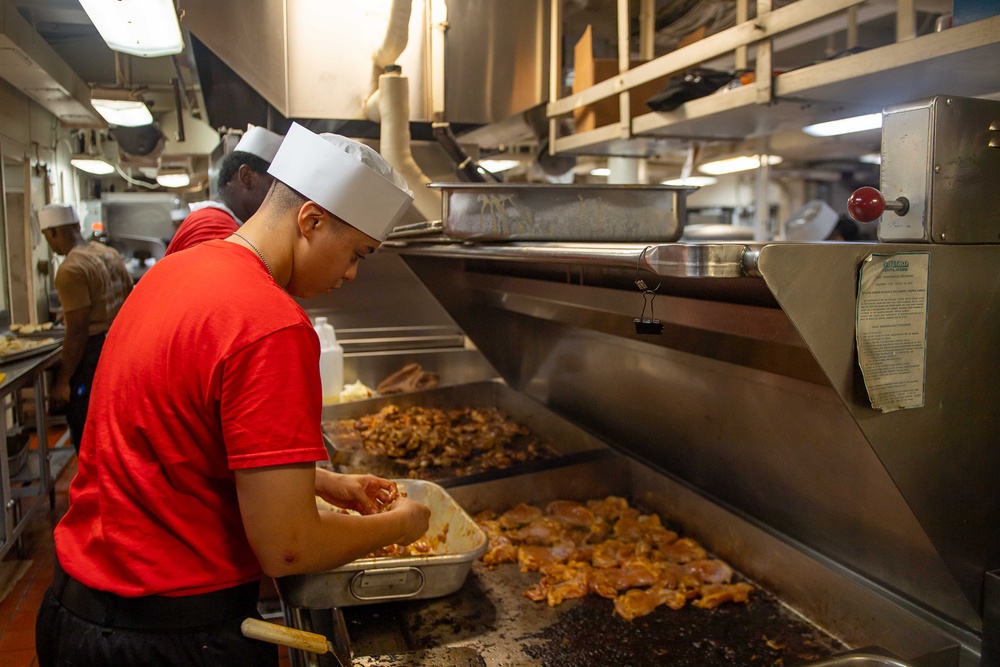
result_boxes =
[328,405,555,479]
[475,496,754,621]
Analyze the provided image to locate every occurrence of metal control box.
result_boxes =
[879,95,1000,243]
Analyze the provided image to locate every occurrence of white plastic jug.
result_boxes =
[313,317,344,404]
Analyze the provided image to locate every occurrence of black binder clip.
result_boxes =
[634,289,664,335]
[634,247,663,335]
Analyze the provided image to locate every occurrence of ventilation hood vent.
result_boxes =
[0,0,102,127]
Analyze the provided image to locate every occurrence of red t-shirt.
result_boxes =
[165,205,240,256]
[54,240,328,597]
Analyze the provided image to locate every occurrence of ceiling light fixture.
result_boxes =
[662,176,719,187]
[697,155,783,176]
[477,159,520,173]
[859,152,882,165]
[156,172,191,188]
[589,167,611,177]
[802,113,882,137]
[90,88,153,127]
[78,0,184,58]
[70,157,116,175]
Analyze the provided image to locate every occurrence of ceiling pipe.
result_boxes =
[362,0,413,121]
[379,68,441,221]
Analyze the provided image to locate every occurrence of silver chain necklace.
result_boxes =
[232,231,272,277]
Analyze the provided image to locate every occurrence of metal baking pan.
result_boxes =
[277,479,487,609]
[321,380,611,484]
[0,338,61,365]
[428,182,689,242]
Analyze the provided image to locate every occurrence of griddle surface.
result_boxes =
[344,560,845,667]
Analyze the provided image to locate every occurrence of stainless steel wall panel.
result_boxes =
[444,0,549,123]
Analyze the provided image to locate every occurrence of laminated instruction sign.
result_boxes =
[856,252,930,413]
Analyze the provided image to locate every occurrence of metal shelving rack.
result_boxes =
[0,345,72,560]
[545,0,1000,156]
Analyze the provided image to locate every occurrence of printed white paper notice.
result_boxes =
[856,253,930,413]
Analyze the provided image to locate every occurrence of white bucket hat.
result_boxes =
[267,123,413,242]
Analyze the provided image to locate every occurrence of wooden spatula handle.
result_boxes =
[240,618,330,655]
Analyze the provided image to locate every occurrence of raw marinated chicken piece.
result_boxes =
[482,535,517,568]
[545,500,596,528]
[586,496,631,521]
[613,585,688,620]
[659,537,707,563]
[539,562,591,606]
[499,503,544,529]
[590,539,635,568]
[588,561,659,598]
[693,582,755,608]
[512,517,568,545]
[686,559,734,585]
[517,541,576,572]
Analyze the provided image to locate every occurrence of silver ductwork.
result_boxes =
[179,0,549,126]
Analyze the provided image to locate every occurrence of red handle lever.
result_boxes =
[848,186,909,223]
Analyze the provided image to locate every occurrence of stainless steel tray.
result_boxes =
[428,182,689,242]
[321,380,610,484]
[0,339,61,365]
[277,479,487,609]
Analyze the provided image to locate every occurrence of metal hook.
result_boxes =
[634,246,661,292]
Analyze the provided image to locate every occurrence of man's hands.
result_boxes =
[48,379,71,413]
[314,468,430,545]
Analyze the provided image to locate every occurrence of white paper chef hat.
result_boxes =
[38,203,80,231]
[267,123,413,242]
[233,125,284,163]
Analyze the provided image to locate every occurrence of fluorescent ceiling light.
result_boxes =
[662,176,719,187]
[478,159,520,173]
[802,113,882,137]
[156,172,191,188]
[91,98,153,127]
[859,152,882,165]
[698,155,783,176]
[71,158,116,175]
[589,167,611,177]
[79,0,184,58]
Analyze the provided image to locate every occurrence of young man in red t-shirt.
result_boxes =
[37,124,426,667]
[165,125,284,256]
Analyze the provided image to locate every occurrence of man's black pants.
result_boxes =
[35,562,278,667]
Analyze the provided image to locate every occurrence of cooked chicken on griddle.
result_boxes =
[329,405,555,479]
[476,496,754,620]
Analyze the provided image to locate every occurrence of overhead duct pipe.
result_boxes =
[362,0,413,121]
[379,68,441,221]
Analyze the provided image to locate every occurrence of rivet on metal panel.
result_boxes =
[940,233,947,241]
[934,165,941,173]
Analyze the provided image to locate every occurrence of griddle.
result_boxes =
[321,381,610,485]
[338,559,844,667]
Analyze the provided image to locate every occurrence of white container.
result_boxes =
[313,317,344,404]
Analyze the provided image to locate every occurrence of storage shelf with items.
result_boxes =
[0,346,73,560]
[546,0,1000,157]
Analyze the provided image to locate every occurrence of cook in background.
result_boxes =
[164,124,284,255]
[36,123,430,667]
[38,203,133,453]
